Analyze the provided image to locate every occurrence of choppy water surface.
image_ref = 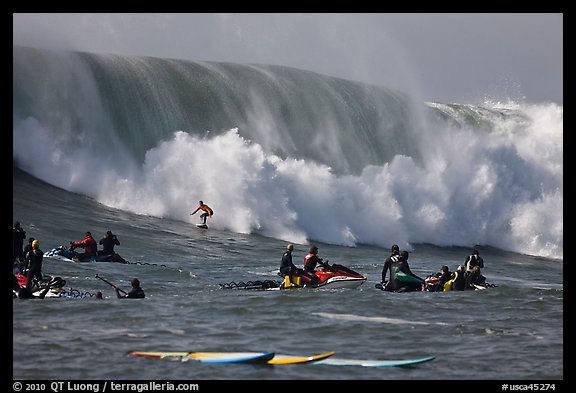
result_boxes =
[13,171,562,381]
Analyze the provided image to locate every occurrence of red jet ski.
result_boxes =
[283,263,366,289]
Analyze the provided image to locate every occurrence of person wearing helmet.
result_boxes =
[70,231,98,262]
[24,239,44,290]
[381,244,400,285]
[190,200,214,225]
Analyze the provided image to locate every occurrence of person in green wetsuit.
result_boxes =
[381,244,400,284]
[383,250,425,292]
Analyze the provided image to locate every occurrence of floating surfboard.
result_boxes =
[267,351,335,364]
[314,355,436,367]
[129,351,274,364]
[129,351,334,365]
[195,223,208,229]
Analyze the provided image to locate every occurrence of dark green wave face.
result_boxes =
[13,45,426,174]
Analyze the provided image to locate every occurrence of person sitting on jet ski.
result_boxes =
[464,247,484,272]
[98,231,126,262]
[451,264,467,291]
[302,245,326,285]
[382,250,425,292]
[428,265,453,292]
[99,230,120,255]
[280,243,300,277]
[464,265,486,290]
[70,231,98,262]
[381,244,401,284]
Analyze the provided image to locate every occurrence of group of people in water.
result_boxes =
[380,244,488,292]
[279,241,488,292]
[12,221,144,299]
[68,230,127,263]
[12,201,215,299]
[15,197,488,298]
[279,243,328,286]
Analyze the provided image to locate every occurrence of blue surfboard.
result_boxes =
[314,355,436,367]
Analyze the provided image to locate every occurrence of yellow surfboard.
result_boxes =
[267,351,335,364]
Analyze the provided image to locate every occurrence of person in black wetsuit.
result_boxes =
[465,247,484,272]
[23,237,35,259]
[431,265,453,292]
[24,240,44,290]
[451,264,467,291]
[98,231,126,262]
[15,237,35,274]
[13,221,26,267]
[115,278,145,298]
[381,244,400,284]
[383,250,425,292]
[99,231,120,255]
[279,244,298,276]
[464,265,486,290]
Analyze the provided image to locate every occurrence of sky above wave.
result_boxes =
[13,13,563,105]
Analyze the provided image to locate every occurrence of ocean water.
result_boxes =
[12,46,563,382]
[12,169,563,381]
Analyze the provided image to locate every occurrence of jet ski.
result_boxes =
[44,246,127,263]
[281,262,367,290]
[374,276,496,292]
[421,276,496,291]
[219,262,366,291]
[13,274,66,298]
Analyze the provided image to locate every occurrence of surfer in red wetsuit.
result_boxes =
[190,200,214,225]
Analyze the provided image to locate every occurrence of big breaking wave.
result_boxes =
[12,46,563,259]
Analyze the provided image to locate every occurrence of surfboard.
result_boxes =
[314,355,436,367]
[129,351,275,364]
[195,223,208,229]
[129,351,334,365]
[267,351,335,364]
